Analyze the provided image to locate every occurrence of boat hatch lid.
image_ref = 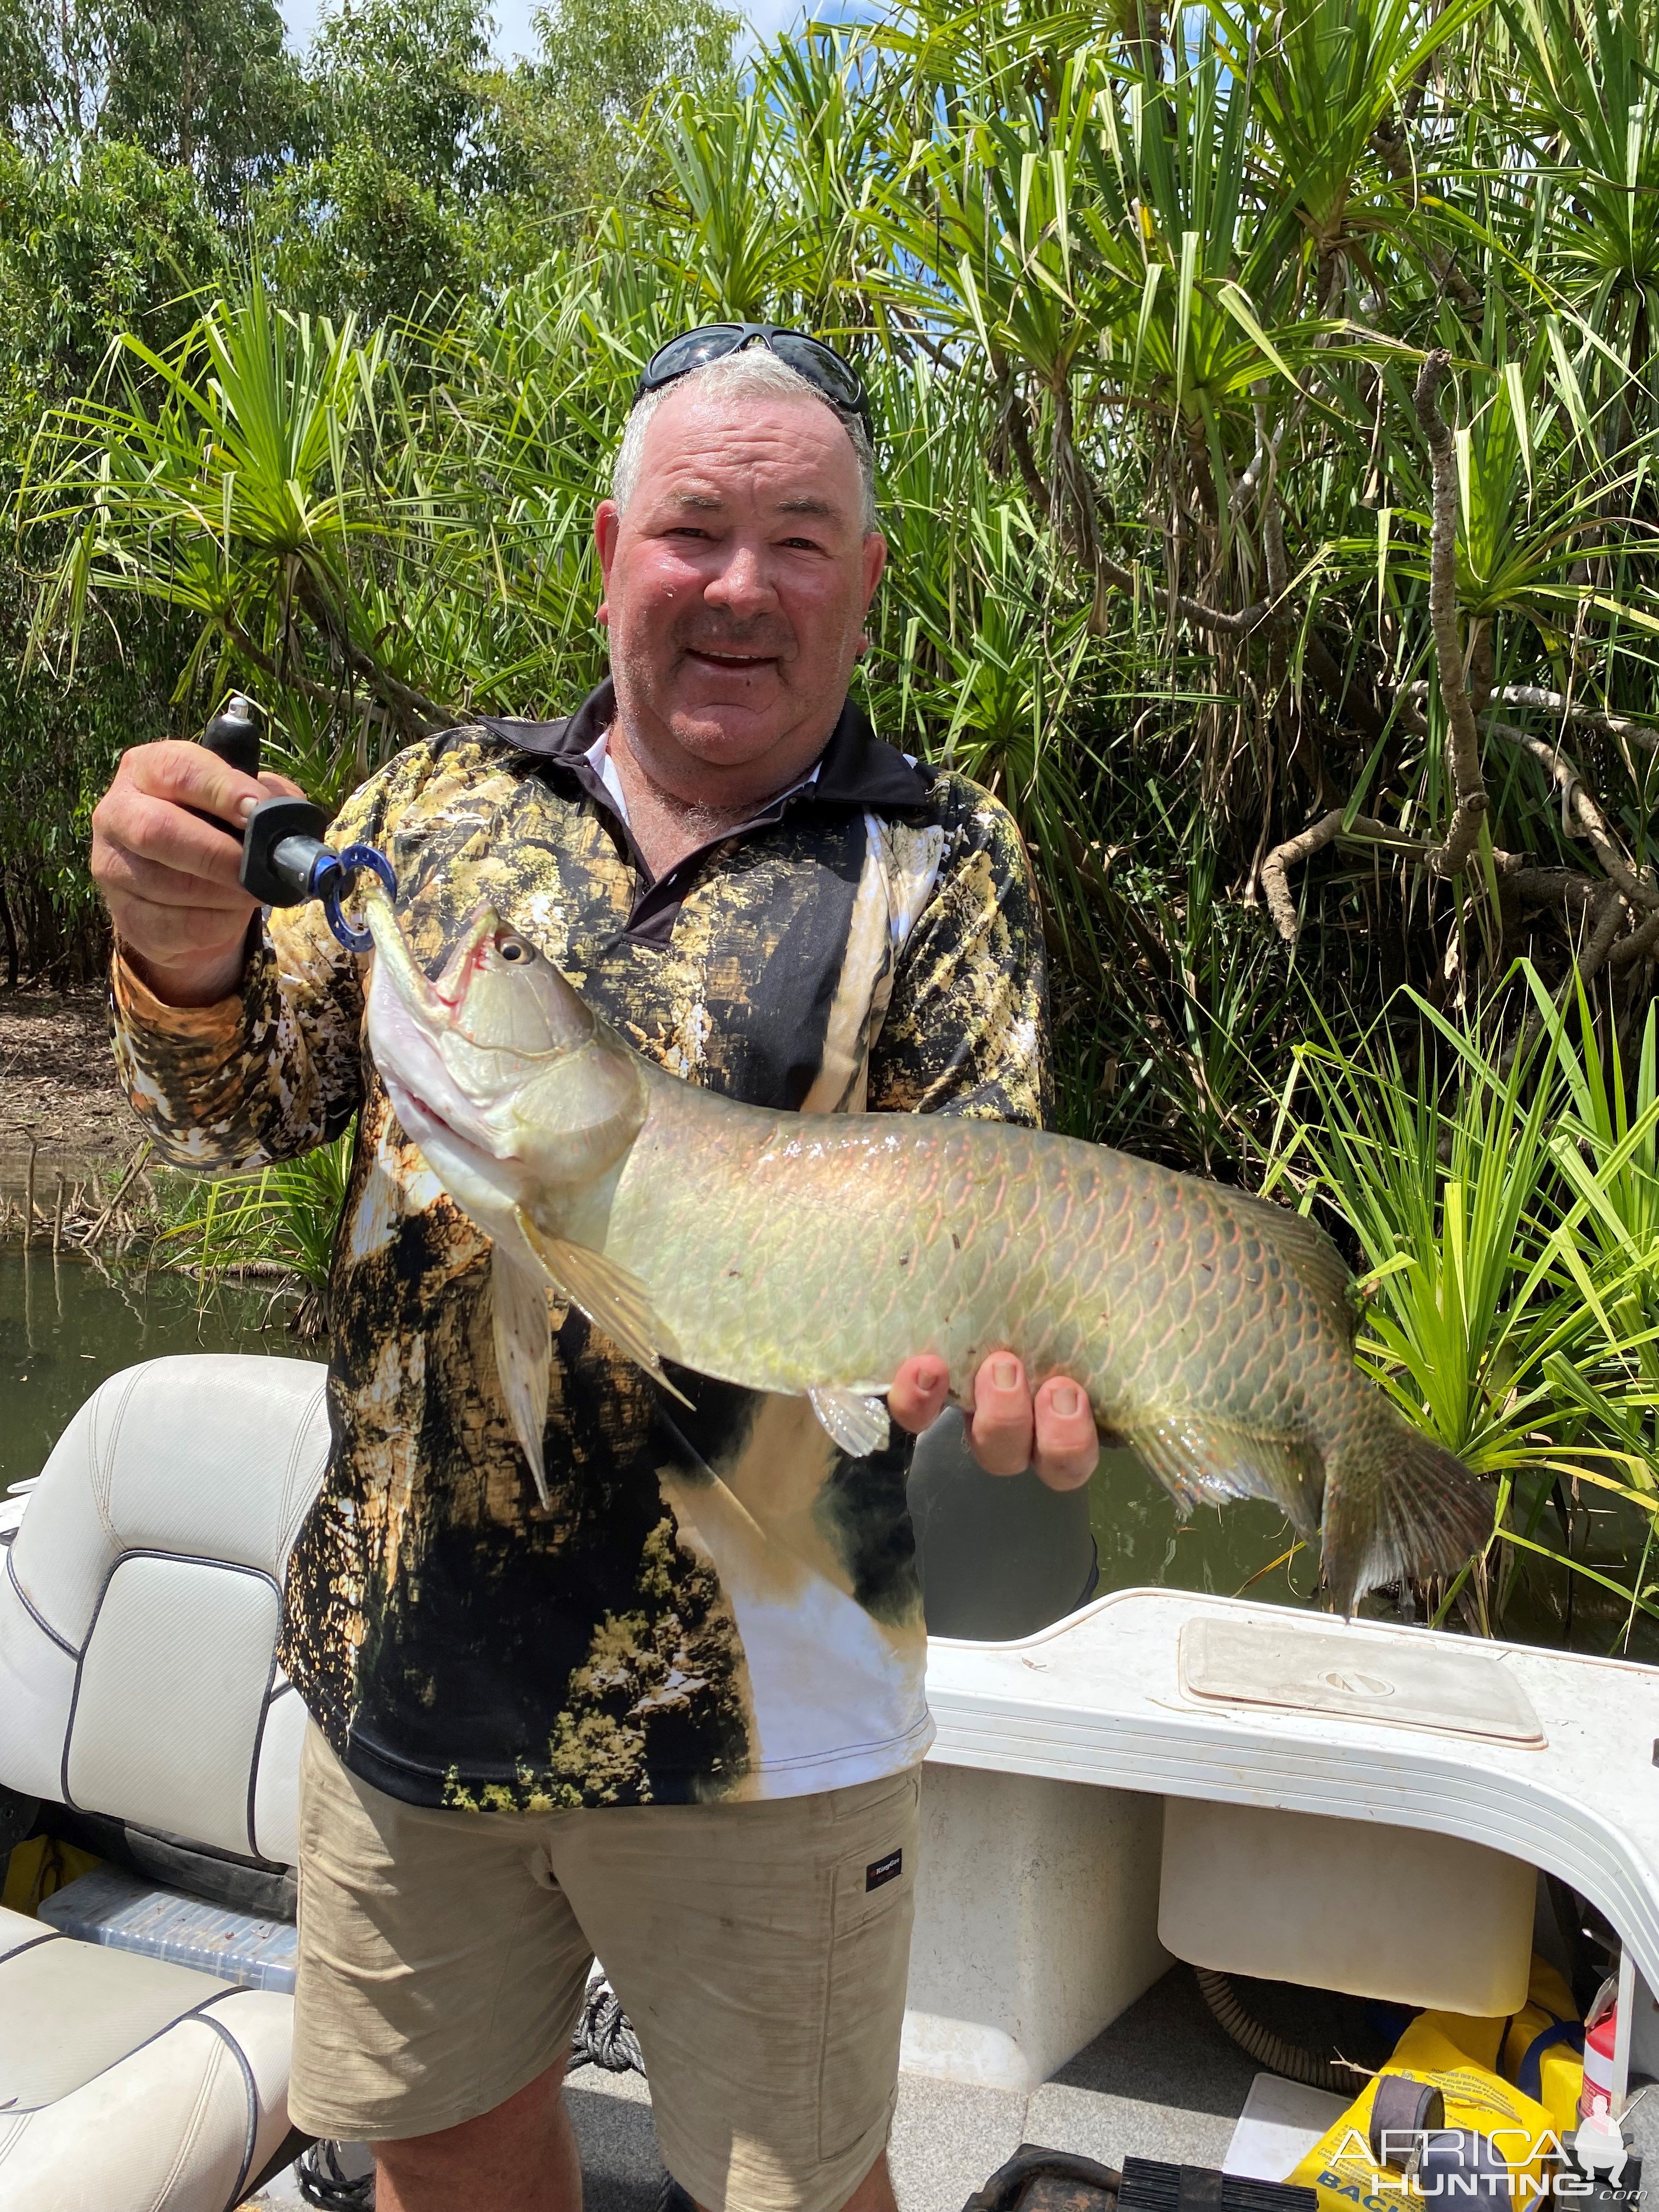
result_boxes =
[1178,1617,1547,1746]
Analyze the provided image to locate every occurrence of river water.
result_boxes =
[0,1249,289,1492]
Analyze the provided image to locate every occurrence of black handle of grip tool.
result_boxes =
[201,693,263,780]
[187,692,394,942]
[187,692,330,905]
[185,694,265,840]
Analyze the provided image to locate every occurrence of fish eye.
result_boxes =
[495,934,536,965]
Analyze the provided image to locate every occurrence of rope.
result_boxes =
[1195,1968,1356,2095]
[569,1963,646,2076]
[296,2140,376,2208]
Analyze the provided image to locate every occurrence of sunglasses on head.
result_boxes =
[633,324,872,436]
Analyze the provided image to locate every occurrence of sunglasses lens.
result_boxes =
[644,326,745,386]
[770,333,865,413]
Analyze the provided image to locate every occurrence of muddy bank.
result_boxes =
[0,985,138,1210]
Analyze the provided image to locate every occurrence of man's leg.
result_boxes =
[693,2149,899,2212]
[556,1767,922,2212]
[290,1726,594,2184]
[374,2056,582,2212]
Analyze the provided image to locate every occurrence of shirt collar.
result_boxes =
[583,726,822,825]
[476,677,933,815]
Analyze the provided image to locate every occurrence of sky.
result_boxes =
[276,0,810,62]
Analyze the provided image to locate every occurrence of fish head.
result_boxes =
[362,886,647,1212]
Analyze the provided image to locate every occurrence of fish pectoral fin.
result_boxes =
[514,1209,691,1409]
[491,1248,552,1509]
[1128,1413,1324,1537]
[808,1386,891,1459]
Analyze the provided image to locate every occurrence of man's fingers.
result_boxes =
[97,781,253,890]
[1030,1375,1099,1492]
[888,1355,950,1436]
[106,890,256,959]
[93,840,256,912]
[131,737,271,829]
[967,1351,1035,1477]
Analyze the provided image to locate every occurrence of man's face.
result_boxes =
[594,385,887,806]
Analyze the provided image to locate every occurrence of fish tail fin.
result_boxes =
[1320,1399,1493,1614]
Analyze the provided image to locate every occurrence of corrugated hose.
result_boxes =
[1194,1968,1356,2095]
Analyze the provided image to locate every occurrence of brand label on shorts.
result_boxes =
[865,1849,902,1893]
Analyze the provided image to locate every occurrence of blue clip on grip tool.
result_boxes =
[197,695,397,950]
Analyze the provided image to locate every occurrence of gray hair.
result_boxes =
[612,346,878,535]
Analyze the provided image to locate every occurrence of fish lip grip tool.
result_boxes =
[198,694,398,950]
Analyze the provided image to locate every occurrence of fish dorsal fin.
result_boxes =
[1126,1413,1325,1538]
[490,1248,552,1509]
[1227,1190,1358,1336]
[808,1386,891,1459]
[514,1208,690,1408]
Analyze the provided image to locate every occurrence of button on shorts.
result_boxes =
[290,1724,921,2212]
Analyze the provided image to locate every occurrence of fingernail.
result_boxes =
[1052,1384,1081,1418]
[992,1356,1020,1391]
[922,1361,945,1390]
[238,794,259,821]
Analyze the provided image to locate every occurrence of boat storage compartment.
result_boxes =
[1155,1613,1543,2013]
[918,1587,1659,2091]
[903,1763,1169,2091]
[1156,1796,1536,2014]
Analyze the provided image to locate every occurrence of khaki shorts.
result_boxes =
[290,1724,921,2212]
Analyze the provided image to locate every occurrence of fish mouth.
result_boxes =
[360,883,497,1029]
[366,957,523,1184]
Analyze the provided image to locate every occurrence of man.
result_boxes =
[91,326,1099,2212]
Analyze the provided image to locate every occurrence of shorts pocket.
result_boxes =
[816,1773,919,2164]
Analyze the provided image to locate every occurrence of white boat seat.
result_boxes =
[0,1903,294,2210]
[0,1355,331,2212]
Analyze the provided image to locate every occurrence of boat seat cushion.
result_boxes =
[0,1355,329,1865]
[0,1904,294,2212]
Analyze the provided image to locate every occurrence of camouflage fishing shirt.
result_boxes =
[111,679,1052,1811]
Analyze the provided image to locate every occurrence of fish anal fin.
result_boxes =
[491,1248,552,1509]
[514,1209,690,1408]
[1128,1413,1324,1537]
[808,1386,891,1459]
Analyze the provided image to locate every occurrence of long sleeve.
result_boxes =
[867,772,1053,1131]
[109,741,436,1173]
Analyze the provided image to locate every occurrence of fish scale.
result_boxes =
[360,887,1494,1611]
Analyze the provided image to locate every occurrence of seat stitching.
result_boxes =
[0,1929,64,1968]
[278,1385,330,1561]
[199,2012,262,2211]
[148,2023,227,2212]
[4,1546,76,1657]
[2,1984,273,2114]
[92,1367,148,1555]
[246,1641,284,1859]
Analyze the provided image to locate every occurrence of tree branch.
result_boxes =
[1371,112,1480,307]
[1415,351,1489,877]
[293,572,453,739]
[1260,809,1404,942]
[1486,719,1659,912]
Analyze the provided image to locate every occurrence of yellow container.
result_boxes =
[1290,2013,1559,2212]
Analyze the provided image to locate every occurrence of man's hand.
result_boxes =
[888,1352,1099,1491]
[91,741,303,1007]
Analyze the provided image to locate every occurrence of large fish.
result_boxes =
[360,886,1490,1610]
